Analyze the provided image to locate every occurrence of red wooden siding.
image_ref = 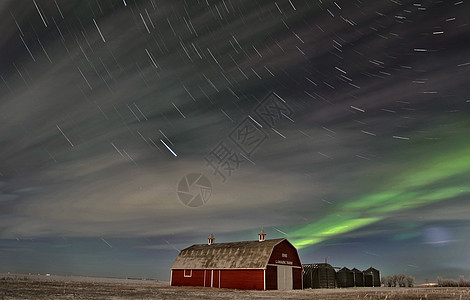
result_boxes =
[268,240,302,267]
[213,270,220,288]
[293,268,302,289]
[172,269,264,290]
[265,265,277,290]
[220,269,264,290]
[171,269,205,287]
[204,270,212,287]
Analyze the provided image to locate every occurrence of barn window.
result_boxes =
[184,269,192,277]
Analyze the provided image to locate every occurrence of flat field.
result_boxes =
[1,274,470,299]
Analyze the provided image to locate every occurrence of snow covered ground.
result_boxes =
[2,273,470,299]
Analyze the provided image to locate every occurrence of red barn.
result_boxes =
[170,230,303,290]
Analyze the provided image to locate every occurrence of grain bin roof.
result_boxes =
[351,268,362,273]
[364,267,380,273]
[171,238,285,269]
[302,263,335,268]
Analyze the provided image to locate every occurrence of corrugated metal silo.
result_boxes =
[364,267,381,287]
[351,268,364,287]
[363,273,373,287]
[336,267,354,287]
[302,263,336,289]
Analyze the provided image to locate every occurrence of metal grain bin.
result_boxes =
[363,273,373,287]
[336,267,354,288]
[363,267,381,287]
[351,268,364,287]
[303,263,336,289]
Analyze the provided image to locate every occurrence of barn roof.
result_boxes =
[171,238,286,269]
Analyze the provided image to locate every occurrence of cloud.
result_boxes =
[0,149,318,238]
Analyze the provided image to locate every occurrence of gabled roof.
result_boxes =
[364,267,380,272]
[171,238,285,269]
[351,268,362,273]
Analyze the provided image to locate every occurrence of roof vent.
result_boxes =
[258,227,266,242]
[208,233,215,245]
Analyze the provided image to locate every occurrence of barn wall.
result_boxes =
[172,269,264,289]
[205,270,211,287]
[265,266,277,290]
[293,268,302,289]
[268,240,302,267]
[220,269,264,290]
[171,269,204,287]
[213,270,220,288]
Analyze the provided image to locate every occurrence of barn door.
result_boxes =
[277,265,293,290]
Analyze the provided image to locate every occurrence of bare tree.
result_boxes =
[391,274,398,287]
[437,276,470,287]
[459,275,465,287]
[396,274,406,287]
[381,276,394,287]
[405,275,415,287]
[381,276,387,286]
[381,274,414,287]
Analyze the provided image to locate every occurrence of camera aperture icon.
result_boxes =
[177,173,212,207]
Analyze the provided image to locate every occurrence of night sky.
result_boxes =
[1,0,470,283]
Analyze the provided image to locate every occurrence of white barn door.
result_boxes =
[277,265,293,290]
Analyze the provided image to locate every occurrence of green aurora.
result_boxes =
[291,129,470,249]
